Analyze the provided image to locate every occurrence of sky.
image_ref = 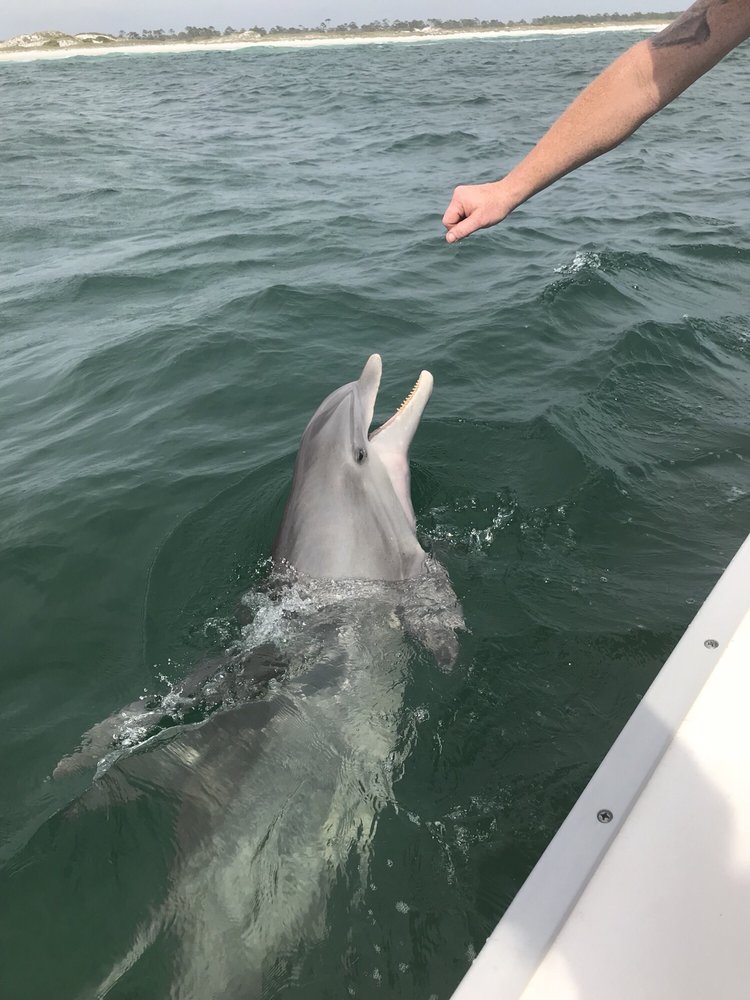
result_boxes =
[1,1,682,40]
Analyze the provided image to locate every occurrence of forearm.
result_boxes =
[503,0,750,213]
[501,40,659,212]
[443,0,750,242]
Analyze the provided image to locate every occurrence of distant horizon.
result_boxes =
[0,3,682,42]
[3,12,678,43]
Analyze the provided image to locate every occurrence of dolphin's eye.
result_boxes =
[355,447,367,464]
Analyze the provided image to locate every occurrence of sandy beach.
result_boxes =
[0,22,669,63]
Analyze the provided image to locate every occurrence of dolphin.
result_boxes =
[273,352,433,581]
[54,353,451,778]
[41,356,462,999]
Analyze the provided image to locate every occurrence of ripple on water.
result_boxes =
[1,29,749,1000]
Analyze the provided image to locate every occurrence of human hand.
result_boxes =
[442,181,515,243]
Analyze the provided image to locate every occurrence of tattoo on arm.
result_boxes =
[652,0,729,48]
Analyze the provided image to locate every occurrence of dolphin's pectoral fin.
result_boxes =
[428,630,461,671]
[52,700,196,780]
[52,703,168,780]
[389,559,466,670]
[396,603,465,671]
[401,614,460,670]
[53,645,288,781]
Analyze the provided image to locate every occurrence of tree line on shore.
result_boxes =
[118,12,680,41]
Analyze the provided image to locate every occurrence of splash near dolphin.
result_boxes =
[51,356,462,998]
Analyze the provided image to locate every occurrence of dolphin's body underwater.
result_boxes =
[55,356,462,999]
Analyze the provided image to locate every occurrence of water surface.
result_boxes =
[1,30,749,998]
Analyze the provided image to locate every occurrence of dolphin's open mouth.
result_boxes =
[356,354,433,529]
[354,353,433,451]
[369,372,429,440]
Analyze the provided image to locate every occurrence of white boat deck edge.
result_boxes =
[451,531,750,1000]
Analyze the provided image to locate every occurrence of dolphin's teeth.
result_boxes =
[396,378,420,412]
[369,374,424,439]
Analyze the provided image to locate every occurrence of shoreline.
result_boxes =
[0,22,669,64]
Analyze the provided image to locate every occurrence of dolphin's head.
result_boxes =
[273,354,433,581]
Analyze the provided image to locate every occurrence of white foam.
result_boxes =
[555,250,603,275]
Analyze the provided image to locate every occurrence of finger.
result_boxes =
[442,198,466,228]
[445,216,481,244]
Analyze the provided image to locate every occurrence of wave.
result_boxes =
[386,129,479,152]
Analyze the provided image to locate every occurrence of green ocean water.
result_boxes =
[1,30,749,999]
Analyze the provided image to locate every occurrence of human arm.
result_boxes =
[443,0,750,243]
